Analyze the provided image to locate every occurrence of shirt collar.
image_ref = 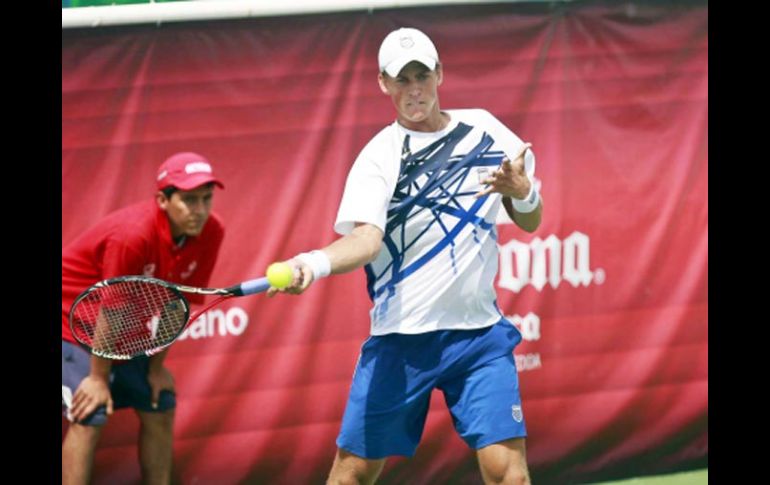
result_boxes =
[155,205,182,251]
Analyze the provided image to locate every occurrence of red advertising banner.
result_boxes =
[62,2,707,483]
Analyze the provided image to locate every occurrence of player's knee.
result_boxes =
[327,451,383,485]
[486,470,530,485]
[156,411,175,432]
[137,409,175,433]
[507,468,530,485]
[480,460,530,485]
[64,421,104,448]
[327,467,375,485]
[326,471,360,485]
[158,408,175,422]
[327,464,375,485]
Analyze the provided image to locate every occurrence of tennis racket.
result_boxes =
[69,275,270,360]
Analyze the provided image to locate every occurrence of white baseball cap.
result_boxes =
[378,27,439,77]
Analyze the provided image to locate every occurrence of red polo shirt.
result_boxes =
[62,200,225,343]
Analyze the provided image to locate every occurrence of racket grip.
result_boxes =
[237,277,270,296]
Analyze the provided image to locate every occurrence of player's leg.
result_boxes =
[62,422,103,485]
[112,357,177,485]
[476,437,530,485]
[136,409,175,485]
[327,449,386,485]
[440,323,529,484]
[331,333,440,484]
[62,341,112,485]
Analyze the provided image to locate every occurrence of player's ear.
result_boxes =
[435,63,443,86]
[156,191,169,210]
[377,72,389,95]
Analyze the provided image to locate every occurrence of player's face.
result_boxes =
[378,61,443,131]
[158,184,215,238]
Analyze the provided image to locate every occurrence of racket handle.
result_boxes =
[230,277,270,296]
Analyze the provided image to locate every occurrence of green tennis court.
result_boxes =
[584,468,707,485]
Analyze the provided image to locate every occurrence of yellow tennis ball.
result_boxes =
[266,262,294,289]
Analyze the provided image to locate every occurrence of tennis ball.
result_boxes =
[266,262,294,289]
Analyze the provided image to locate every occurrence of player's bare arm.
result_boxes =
[275,223,384,295]
[503,197,542,233]
[326,223,384,274]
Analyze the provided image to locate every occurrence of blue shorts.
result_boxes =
[336,320,527,459]
[61,341,176,426]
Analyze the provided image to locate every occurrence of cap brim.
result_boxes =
[384,55,437,77]
[163,174,224,191]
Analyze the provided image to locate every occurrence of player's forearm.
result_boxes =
[323,224,384,274]
[287,224,383,287]
[503,197,543,233]
[148,348,171,371]
[89,355,113,380]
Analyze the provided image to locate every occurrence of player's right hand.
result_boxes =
[267,259,314,296]
[70,375,113,423]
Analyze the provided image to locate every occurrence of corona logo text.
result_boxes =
[498,231,604,292]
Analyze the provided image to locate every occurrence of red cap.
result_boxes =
[156,152,225,191]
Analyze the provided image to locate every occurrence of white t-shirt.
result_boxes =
[335,109,535,335]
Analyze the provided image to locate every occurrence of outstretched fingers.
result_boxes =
[474,142,532,199]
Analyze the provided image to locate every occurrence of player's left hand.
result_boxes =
[147,366,175,409]
[475,142,532,199]
[70,375,113,423]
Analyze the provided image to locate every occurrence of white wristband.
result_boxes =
[511,183,541,213]
[294,250,331,280]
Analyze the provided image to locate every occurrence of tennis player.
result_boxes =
[277,28,542,484]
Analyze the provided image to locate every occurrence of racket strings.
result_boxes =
[71,281,187,358]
